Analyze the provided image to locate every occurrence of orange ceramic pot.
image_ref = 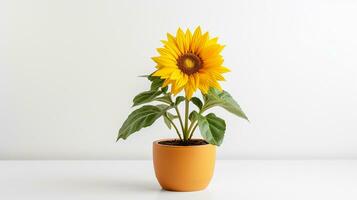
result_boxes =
[153,139,216,192]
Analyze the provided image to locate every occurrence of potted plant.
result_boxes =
[117,27,248,191]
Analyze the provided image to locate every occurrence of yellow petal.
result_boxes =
[190,75,197,91]
[210,80,222,91]
[202,56,224,68]
[198,81,210,94]
[176,73,188,88]
[218,66,230,73]
[200,44,225,59]
[185,29,192,53]
[166,33,182,56]
[184,75,197,99]
[184,87,194,99]
[206,37,219,46]
[176,28,185,54]
[211,72,225,81]
[169,69,182,80]
[157,47,178,60]
[191,26,202,53]
[152,56,176,67]
[196,32,209,54]
[162,79,172,87]
[152,68,175,77]
[172,82,184,95]
[193,73,200,88]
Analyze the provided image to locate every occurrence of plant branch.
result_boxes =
[187,109,203,140]
[187,120,196,137]
[168,95,185,135]
[184,99,190,141]
[188,123,198,140]
[166,115,182,140]
[174,106,185,135]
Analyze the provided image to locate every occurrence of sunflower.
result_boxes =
[152,27,230,99]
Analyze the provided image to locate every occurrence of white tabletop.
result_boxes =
[1,160,356,200]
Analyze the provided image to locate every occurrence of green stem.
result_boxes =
[187,110,203,140]
[169,95,185,135]
[188,123,198,140]
[166,115,182,141]
[187,120,196,136]
[174,106,185,135]
[184,99,190,141]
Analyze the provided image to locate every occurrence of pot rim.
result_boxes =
[153,138,213,148]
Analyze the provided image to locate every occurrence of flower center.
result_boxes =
[177,53,202,75]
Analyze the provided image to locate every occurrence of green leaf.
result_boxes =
[197,113,226,146]
[132,90,162,107]
[147,75,156,81]
[163,113,172,129]
[155,104,171,111]
[191,97,203,110]
[161,86,168,93]
[166,112,177,119]
[140,75,164,91]
[117,105,168,140]
[150,76,164,91]
[189,110,199,122]
[202,88,248,120]
[163,112,176,129]
[175,96,185,105]
[154,94,172,105]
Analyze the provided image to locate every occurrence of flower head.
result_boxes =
[152,27,230,99]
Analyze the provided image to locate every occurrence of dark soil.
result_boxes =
[158,139,208,146]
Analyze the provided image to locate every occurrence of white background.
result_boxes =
[1,0,356,160]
